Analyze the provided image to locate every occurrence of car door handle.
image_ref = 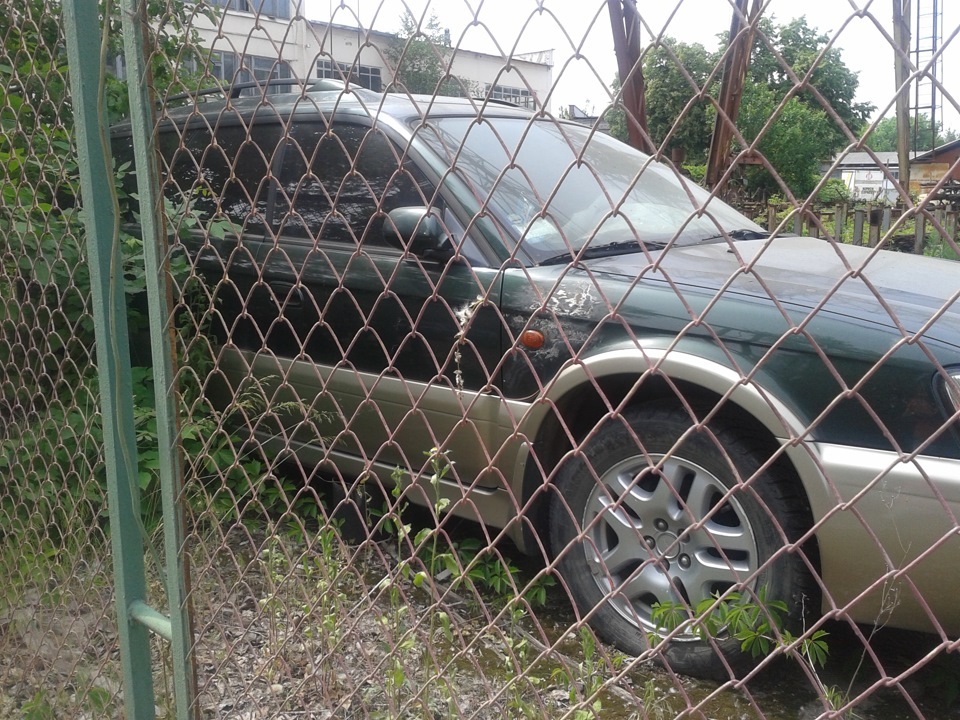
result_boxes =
[273,283,304,309]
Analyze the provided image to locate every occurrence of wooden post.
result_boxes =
[914,213,926,253]
[853,208,865,245]
[893,1,912,194]
[868,207,882,246]
[820,209,834,241]
[835,203,848,243]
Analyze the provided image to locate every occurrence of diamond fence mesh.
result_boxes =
[3,0,960,718]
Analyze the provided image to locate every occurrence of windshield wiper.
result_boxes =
[702,228,770,242]
[539,239,658,266]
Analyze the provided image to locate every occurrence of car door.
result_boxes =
[254,120,508,485]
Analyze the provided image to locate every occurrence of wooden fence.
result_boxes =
[765,203,960,255]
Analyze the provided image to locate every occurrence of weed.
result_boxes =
[652,587,830,667]
[500,603,546,718]
[652,588,847,713]
[254,525,349,684]
[552,627,605,720]
[20,691,55,720]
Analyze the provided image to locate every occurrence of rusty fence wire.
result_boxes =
[3,0,960,718]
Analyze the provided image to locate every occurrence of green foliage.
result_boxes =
[655,588,838,708]
[384,449,555,609]
[254,527,350,684]
[551,627,606,720]
[735,82,835,198]
[651,587,830,668]
[865,113,960,153]
[816,178,851,206]
[615,17,871,198]
[642,40,716,162]
[925,235,960,261]
[604,76,629,144]
[20,690,56,720]
[0,377,105,535]
[747,16,873,150]
[682,163,707,185]
[0,0,278,548]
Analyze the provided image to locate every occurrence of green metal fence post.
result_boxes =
[119,1,200,717]
[61,3,156,719]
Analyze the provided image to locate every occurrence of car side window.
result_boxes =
[158,120,285,234]
[273,122,435,246]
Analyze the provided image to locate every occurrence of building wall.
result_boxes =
[841,168,899,203]
[188,9,553,110]
[910,162,953,198]
[912,146,960,195]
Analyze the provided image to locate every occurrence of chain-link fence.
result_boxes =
[3,0,960,718]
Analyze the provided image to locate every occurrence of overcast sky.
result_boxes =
[308,0,960,132]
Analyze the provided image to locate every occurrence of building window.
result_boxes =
[208,51,293,94]
[247,55,293,93]
[208,51,238,85]
[317,59,383,92]
[486,84,535,109]
[207,0,290,19]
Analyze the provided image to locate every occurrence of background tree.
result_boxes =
[641,40,716,162]
[604,42,715,160]
[385,11,475,97]
[735,82,835,198]
[605,16,871,199]
[0,0,261,537]
[866,114,959,152]
[747,17,873,155]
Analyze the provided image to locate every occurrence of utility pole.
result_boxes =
[893,0,912,195]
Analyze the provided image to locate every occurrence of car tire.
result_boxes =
[548,401,817,680]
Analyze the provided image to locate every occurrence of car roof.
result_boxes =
[112,81,536,136]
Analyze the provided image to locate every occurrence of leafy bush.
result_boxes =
[0,0,279,541]
[816,178,851,206]
[682,163,707,185]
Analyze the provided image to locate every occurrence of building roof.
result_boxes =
[914,138,960,162]
[833,151,901,169]
[306,19,553,69]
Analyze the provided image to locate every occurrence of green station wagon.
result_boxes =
[113,82,960,677]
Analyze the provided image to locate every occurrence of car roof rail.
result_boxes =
[162,77,349,105]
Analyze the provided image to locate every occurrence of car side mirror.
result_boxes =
[383,207,453,261]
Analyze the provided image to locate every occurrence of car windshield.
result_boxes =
[413,116,766,264]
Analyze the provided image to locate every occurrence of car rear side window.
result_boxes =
[272,122,435,246]
[157,119,285,234]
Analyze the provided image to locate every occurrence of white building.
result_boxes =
[187,1,554,110]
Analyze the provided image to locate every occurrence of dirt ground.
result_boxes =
[1,521,957,720]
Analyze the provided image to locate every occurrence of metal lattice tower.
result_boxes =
[911,0,944,149]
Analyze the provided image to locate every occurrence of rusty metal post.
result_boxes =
[607,0,655,154]
[706,0,761,189]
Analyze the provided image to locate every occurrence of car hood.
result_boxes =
[584,236,960,348]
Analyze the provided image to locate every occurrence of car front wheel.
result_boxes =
[548,402,817,679]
